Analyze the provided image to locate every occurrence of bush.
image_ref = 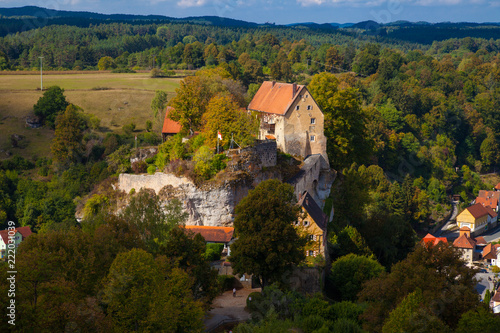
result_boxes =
[218,275,236,292]
[492,266,500,273]
[111,67,136,73]
[122,122,136,135]
[205,243,224,261]
[138,132,161,145]
[145,120,152,132]
[132,161,148,174]
[246,292,264,312]
[147,165,156,175]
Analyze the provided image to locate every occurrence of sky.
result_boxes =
[0,0,499,25]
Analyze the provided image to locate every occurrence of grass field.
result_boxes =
[0,72,182,160]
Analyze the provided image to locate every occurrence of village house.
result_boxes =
[452,227,487,264]
[421,233,448,247]
[0,226,32,259]
[161,106,182,142]
[456,203,497,235]
[248,81,328,164]
[295,191,328,258]
[482,243,500,267]
[492,286,500,314]
[184,225,234,256]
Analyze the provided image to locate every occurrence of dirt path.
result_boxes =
[204,287,261,332]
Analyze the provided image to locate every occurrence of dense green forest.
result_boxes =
[2,9,500,332]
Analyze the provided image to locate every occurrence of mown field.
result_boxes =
[0,72,182,159]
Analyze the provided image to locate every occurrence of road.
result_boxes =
[475,272,498,301]
[435,200,459,237]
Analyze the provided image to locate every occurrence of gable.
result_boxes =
[298,191,327,231]
[248,81,306,115]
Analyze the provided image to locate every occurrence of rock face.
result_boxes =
[117,140,336,227]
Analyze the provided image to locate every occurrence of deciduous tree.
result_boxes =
[230,179,307,289]
[33,85,69,128]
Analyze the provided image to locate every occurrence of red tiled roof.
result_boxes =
[478,190,500,200]
[422,233,448,246]
[184,226,234,243]
[475,197,498,209]
[0,227,30,244]
[492,290,500,302]
[483,243,497,260]
[465,203,489,219]
[265,135,276,140]
[495,183,500,190]
[248,81,306,115]
[16,226,32,239]
[162,106,182,134]
[484,205,498,218]
[475,236,487,246]
[453,234,476,249]
[460,226,471,232]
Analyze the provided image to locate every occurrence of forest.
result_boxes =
[1,10,500,332]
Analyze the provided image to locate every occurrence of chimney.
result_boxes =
[292,83,297,98]
[271,81,276,88]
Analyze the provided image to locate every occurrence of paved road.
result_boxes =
[475,272,498,301]
[435,200,459,237]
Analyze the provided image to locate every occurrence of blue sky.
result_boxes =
[0,0,499,24]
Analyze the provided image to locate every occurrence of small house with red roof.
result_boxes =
[482,243,500,267]
[456,203,497,235]
[453,227,487,263]
[248,81,328,163]
[184,225,234,255]
[0,226,32,259]
[296,191,328,258]
[492,286,500,314]
[421,233,448,247]
[162,106,182,141]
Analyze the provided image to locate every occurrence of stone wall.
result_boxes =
[226,140,277,173]
[288,154,335,208]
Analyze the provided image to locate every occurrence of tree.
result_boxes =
[201,94,258,148]
[328,254,384,301]
[308,72,372,170]
[97,56,116,70]
[230,179,307,289]
[120,189,186,254]
[150,90,169,126]
[359,243,480,332]
[102,248,204,331]
[51,104,84,166]
[33,85,69,128]
[456,306,500,333]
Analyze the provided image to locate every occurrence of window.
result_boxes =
[310,135,315,142]
[304,220,310,227]
[310,118,316,124]
[309,235,314,241]
[308,250,314,256]
[294,221,300,226]
[307,105,312,110]
[296,105,300,110]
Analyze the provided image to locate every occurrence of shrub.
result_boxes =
[111,67,136,73]
[131,161,148,174]
[492,266,500,273]
[145,120,152,132]
[147,165,156,175]
[246,292,264,312]
[122,122,136,135]
[218,275,236,292]
[205,243,224,261]
[138,132,161,145]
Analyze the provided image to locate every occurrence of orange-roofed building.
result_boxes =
[482,243,500,267]
[162,106,182,141]
[421,233,448,247]
[453,227,487,264]
[248,81,328,163]
[456,203,494,235]
[495,183,500,191]
[184,225,234,255]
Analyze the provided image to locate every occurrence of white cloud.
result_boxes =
[177,0,207,7]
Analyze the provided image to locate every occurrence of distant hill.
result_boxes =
[0,5,258,27]
[1,6,500,44]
